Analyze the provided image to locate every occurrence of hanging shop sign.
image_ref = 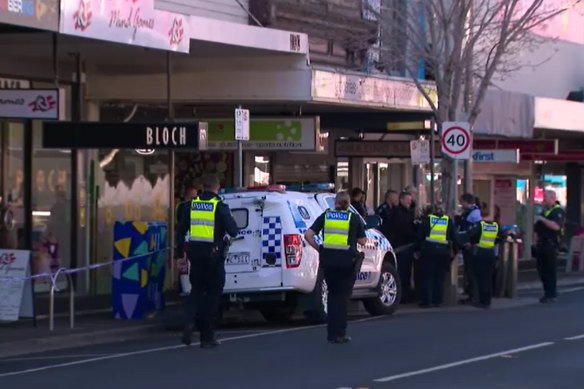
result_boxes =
[60,0,190,53]
[205,117,319,151]
[472,149,520,164]
[473,139,558,155]
[336,140,441,158]
[43,122,204,149]
[0,0,59,31]
[0,89,60,119]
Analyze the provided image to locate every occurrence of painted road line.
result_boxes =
[373,342,555,383]
[559,286,584,293]
[564,334,584,341]
[0,316,390,378]
[0,354,111,362]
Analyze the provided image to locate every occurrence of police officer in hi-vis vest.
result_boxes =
[461,218,500,309]
[414,205,458,308]
[305,191,366,344]
[535,190,565,303]
[175,174,239,348]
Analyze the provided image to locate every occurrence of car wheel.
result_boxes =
[303,270,327,324]
[363,262,401,316]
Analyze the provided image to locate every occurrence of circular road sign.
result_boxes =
[441,125,470,156]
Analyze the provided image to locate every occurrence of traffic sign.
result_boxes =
[235,108,250,141]
[410,139,430,164]
[441,122,470,160]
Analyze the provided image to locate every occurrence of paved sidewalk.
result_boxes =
[2,273,584,359]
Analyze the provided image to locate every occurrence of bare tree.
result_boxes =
[364,0,580,210]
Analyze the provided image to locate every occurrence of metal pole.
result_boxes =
[236,105,243,187]
[68,273,75,329]
[453,161,458,212]
[430,119,435,205]
[166,52,176,282]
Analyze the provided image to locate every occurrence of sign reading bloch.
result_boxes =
[43,122,200,149]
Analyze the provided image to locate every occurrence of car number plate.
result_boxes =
[355,272,371,282]
[227,253,251,265]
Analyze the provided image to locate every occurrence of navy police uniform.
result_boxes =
[308,208,365,343]
[176,191,239,347]
[535,204,565,301]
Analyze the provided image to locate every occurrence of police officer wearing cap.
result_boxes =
[535,190,565,303]
[414,205,458,308]
[305,191,366,344]
[461,218,500,309]
[175,174,239,348]
[458,193,483,304]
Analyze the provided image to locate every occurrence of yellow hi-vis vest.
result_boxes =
[189,197,219,243]
[478,221,499,249]
[426,215,449,244]
[323,210,351,250]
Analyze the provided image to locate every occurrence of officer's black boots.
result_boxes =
[181,325,193,346]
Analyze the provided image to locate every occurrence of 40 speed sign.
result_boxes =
[441,122,471,160]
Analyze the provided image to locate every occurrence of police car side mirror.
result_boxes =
[365,215,382,230]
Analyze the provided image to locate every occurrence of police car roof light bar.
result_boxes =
[286,183,335,193]
[246,185,287,192]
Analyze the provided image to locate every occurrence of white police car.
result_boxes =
[210,184,401,323]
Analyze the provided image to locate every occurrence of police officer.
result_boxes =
[458,193,482,304]
[375,190,398,240]
[462,218,500,309]
[175,185,199,295]
[175,174,239,348]
[414,205,457,308]
[535,190,565,303]
[305,191,366,344]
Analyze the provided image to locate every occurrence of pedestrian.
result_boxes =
[388,191,416,303]
[458,193,482,304]
[175,174,239,348]
[404,185,419,219]
[376,190,398,240]
[414,205,458,308]
[535,190,565,303]
[304,191,366,344]
[350,187,368,218]
[461,218,501,309]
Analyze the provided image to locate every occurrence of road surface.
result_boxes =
[1,287,583,389]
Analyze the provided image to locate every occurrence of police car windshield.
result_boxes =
[324,196,365,222]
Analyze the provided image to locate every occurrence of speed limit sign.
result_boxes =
[441,122,471,160]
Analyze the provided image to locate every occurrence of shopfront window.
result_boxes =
[0,122,24,250]
[31,122,71,279]
[253,155,270,186]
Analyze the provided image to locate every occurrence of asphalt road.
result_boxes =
[1,287,583,389]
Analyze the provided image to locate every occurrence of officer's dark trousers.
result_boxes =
[323,265,354,339]
[472,248,496,306]
[536,242,557,298]
[419,244,450,306]
[397,247,414,303]
[185,247,225,342]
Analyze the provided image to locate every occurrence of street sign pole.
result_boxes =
[234,106,250,188]
[441,121,471,213]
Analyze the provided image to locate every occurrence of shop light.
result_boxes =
[254,156,269,164]
[32,211,51,217]
[136,149,156,155]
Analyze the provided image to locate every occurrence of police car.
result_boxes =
[183,184,401,323]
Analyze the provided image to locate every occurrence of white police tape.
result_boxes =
[0,248,170,290]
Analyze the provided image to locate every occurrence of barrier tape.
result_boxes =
[0,248,170,290]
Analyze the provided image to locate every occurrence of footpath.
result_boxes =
[1,270,583,359]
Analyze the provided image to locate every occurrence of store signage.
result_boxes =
[0,89,60,119]
[0,0,58,31]
[0,78,30,89]
[0,250,34,321]
[473,139,558,155]
[336,140,441,158]
[43,122,200,149]
[60,0,190,53]
[472,149,520,164]
[206,117,318,151]
[521,150,584,162]
[312,69,437,111]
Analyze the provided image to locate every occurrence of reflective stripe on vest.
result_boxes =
[323,210,351,250]
[189,197,219,243]
[478,221,498,249]
[544,204,562,218]
[426,215,449,244]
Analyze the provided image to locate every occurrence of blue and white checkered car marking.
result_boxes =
[262,216,282,267]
